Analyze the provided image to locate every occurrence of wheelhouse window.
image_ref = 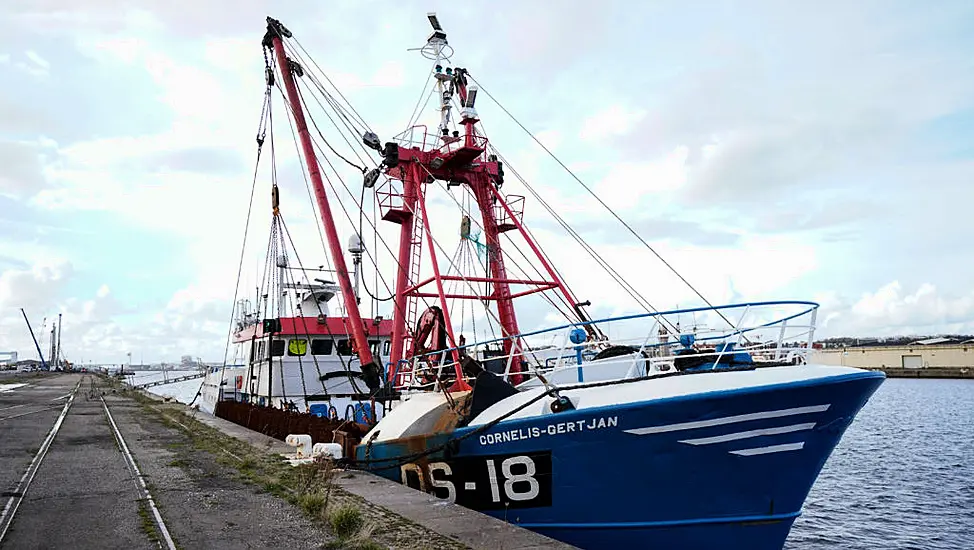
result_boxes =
[369,340,380,357]
[383,340,391,356]
[336,339,354,356]
[311,339,333,356]
[288,339,308,356]
[270,339,285,357]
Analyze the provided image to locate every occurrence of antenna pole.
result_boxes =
[49,324,56,369]
[265,18,382,390]
[56,313,62,370]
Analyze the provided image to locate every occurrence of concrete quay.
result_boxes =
[863,366,974,379]
[0,372,576,550]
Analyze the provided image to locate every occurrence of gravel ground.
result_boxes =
[3,374,473,550]
[106,392,337,549]
[2,374,154,549]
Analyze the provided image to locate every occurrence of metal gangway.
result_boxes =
[135,372,206,389]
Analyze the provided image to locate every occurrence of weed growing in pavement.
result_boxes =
[136,499,160,544]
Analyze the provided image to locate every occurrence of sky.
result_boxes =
[1,0,973,365]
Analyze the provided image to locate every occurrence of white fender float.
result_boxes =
[285,434,313,458]
[311,442,343,460]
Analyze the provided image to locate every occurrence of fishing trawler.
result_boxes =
[205,14,885,549]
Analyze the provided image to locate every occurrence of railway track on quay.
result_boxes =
[0,374,176,549]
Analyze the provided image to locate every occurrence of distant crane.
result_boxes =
[20,308,48,370]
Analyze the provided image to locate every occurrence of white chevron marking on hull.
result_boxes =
[624,404,830,435]
[729,442,805,456]
[679,422,817,445]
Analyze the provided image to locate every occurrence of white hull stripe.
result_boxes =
[624,404,830,436]
[730,442,805,456]
[678,422,816,445]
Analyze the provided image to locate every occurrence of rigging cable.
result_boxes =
[281,264,329,398]
[470,75,737,331]
[462,96,666,333]
[357,184,393,302]
[418,164,576,364]
[291,36,374,134]
[487,143,679,335]
[285,42,375,167]
[433,173,576,325]
[271,89,368,397]
[294,81,367,174]
[273,80,427,328]
[278,215,367,398]
[191,86,271,407]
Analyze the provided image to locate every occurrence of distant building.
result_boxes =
[911,337,955,346]
[813,342,974,369]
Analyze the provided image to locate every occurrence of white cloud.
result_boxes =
[2,2,972,364]
[24,50,49,70]
[817,282,974,336]
[0,49,52,77]
[579,104,646,142]
[533,129,562,152]
[592,147,689,211]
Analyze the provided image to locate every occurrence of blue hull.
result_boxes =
[357,370,884,549]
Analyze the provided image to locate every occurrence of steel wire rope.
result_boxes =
[356,184,393,302]
[418,164,576,362]
[279,247,311,408]
[278,215,367,399]
[284,43,375,168]
[191,88,272,407]
[277,44,570,386]
[465,103,665,331]
[443,177,577,324]
[408,182,551,374]
[488,144,680,334]
[273,93,371,400]
[270,219,291,408]
[279,68,469,400]
[470,75,738,332]
[290,36,374,133]
[291,75,368,173]
[454,91,670,333]
[273,82,432,329]
[283,38,372,142]
[494,149,661,317]
[441,127,609,336]
[287,46,508,362]
[274,80,426,395]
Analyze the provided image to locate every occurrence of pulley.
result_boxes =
[363,168,380,188]
[362,131,381,152]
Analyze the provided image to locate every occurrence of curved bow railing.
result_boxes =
[391,300,820,392]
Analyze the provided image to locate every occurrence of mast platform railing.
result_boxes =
[494,194,524,232]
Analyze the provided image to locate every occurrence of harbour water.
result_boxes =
[126,370,204,404]
[136,371,973,548]
[786,378,974,549]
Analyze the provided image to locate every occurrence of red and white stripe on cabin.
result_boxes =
[233,316,394,343]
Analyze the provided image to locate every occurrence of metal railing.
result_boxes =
[390,301,820,393]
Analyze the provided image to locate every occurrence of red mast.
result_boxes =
[264,18,382,390]
[379,14,591,388]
